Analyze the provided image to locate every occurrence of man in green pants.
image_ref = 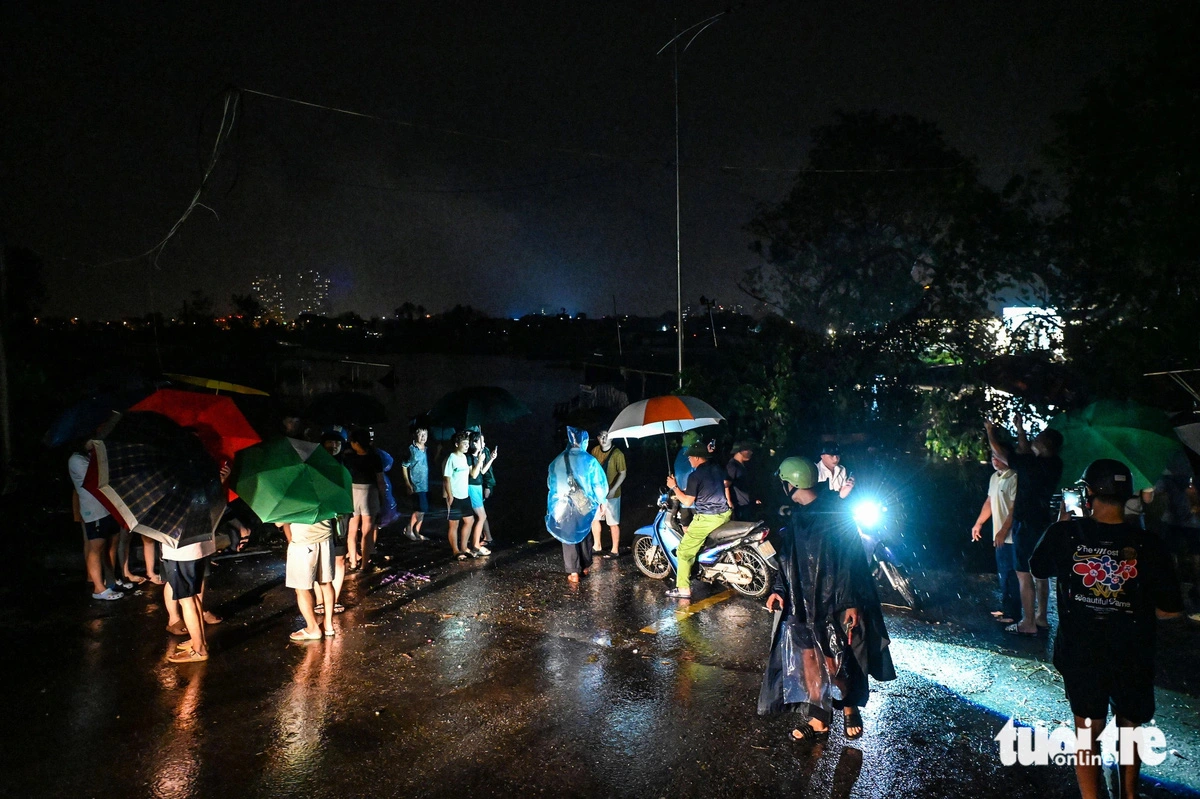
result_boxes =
[665,440,732,599]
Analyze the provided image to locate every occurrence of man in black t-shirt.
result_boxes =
[987,414,1063,635]
[1031,458,1182,799]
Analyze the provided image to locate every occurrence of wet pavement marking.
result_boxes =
[639,589,734,634]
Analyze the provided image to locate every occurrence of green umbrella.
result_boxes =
[232,437,353,524]
[1048,400,1184,492]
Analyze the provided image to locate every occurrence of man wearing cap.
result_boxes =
[816,443,855,498]
[726,440,759,521]
[665,440,732,599]
[1030,458,1181,799]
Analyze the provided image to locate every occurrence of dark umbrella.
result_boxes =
[305,391,388,426]
[83,412,226,548]
[42,388,153,447]
[426,386,531,429]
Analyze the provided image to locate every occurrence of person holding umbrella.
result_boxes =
[665,440,732,599]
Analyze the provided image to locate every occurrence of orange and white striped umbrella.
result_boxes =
[607,395,724,440]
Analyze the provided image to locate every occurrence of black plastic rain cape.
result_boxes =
[758,490,896,717]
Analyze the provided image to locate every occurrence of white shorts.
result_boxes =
[285,539,336,589]
[598,496,621,525]
[352,484,380,517]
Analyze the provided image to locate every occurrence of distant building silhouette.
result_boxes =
[251,269,331,322]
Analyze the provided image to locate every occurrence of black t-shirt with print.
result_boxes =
[1030,517,1182,669]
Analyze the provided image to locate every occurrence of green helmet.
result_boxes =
[777,457,817,490]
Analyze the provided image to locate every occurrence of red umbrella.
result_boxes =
[131,389,261,498]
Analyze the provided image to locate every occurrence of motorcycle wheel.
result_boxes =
[723,547,771,599]
[632,534,671,580]
[878,560,920,610]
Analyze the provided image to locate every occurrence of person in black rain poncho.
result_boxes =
[758,457,896,742]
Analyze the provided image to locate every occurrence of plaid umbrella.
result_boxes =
[232,437,353,525]
[84,412,226,548]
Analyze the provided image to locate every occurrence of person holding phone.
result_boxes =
[816,442,855,498]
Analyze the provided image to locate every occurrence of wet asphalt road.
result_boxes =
[5,521,1200,799]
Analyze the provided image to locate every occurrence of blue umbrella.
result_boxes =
[43,388,152,447]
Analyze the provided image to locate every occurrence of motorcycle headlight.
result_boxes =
[852,499,885,529]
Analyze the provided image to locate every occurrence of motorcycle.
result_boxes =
[632,491,777,599]
[851,496,920,610]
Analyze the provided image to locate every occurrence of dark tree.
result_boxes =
[743,112,1030,335]
[1047,7,1200,387]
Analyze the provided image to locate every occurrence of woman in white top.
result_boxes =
[443,431,475,560]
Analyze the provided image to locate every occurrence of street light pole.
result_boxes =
[659,11,728,390]
[673,36,683,388]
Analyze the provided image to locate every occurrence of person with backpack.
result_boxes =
[1030,458,1182,799]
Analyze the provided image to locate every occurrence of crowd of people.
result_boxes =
[65,402,1198,796]
[65,418,507,662]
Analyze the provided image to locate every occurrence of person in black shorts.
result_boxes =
[987,414,1062,635]
[1031,459,1182,799]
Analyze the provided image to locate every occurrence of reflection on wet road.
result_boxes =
[7,542,1199,798]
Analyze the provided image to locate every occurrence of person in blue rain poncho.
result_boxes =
[758,457,895,743]
[546,427,609,583]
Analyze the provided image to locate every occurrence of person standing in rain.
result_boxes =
[726,440,759,522]
[342,429,386,571]
[589,428,627,558]
[400,427,431,542]
[816,442,855,498]
[759,457,895,742]
[972,443,1020,625]
[444,431,475,560]
[546,427,608,583]
[665,439,732,599]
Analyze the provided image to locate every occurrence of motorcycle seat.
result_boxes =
[705,520,761,545]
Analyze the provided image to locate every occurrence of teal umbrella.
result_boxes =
[232,437,353,524]
[1048,400,1184,492]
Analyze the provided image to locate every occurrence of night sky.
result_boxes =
[2,1,1159,320]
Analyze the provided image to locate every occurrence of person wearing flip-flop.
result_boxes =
[279,517,338,641]
[589,429,627,558]
[986,415,1063,636]
[971,443,1020,625]
[758,458,896,742]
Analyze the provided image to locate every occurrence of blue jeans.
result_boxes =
[995,542,1022,621]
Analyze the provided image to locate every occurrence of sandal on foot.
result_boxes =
[333,603,345,614]
[843,708,864,740]
[167,647,208,664]
[790,720,830,743]
[665,588,691,599]
[1004,623,1038,637]
[289,629,323,641]
[203,611,223,625]
[166,621,188,636]
[324,627,336,637]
